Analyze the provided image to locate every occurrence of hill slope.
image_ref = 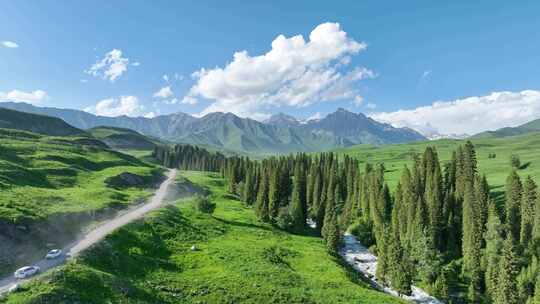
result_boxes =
[332,131,540,199]
[0,107,85,136]
[0,128,163,275]
[3,171,403,304]
[88,126,161,150]
[0,102,426,154]
[473,117,540,138]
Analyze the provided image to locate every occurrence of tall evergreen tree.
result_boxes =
[495,235,520,304]
[462,182,483,302]
[290,162,307,230]
[255,169,270,222]
[267,165,281,221]
[522,176,538,249]
[506,170,523,242]
[386,232,413,295]
[484,201,504,301]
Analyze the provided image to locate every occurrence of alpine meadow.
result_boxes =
[2,2,540,304]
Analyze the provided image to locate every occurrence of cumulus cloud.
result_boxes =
[370,90,540,136]
[84,95,147,117]
[183,22,371,117]
[0,89,48,104]
[86,49,129,82]
[153,86,174,98]
[2,41,18,48]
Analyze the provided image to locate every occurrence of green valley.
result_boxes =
[1,171,403,304]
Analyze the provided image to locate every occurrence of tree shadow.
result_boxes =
[519,162,532,170]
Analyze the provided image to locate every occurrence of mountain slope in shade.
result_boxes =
[0,107,86,136]
[88,126,162,150]
[473,117,540,139]
[264,112,301,128]
[0,102,426,154]
[303,108,426,145]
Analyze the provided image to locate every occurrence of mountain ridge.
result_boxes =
[0,101,426,154]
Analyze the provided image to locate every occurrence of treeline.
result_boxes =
[153,144,226,172]
[223,142,540,304]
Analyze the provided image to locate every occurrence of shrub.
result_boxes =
[275,207,294,231]
[349,219,375,248]
[194,196,216,214]
[511,154,521,169]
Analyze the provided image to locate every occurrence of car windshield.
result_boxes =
[49,249,59,254]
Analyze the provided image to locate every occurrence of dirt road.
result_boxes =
[0,169,177,295]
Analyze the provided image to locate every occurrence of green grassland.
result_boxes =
[333,132,540,197]
[2,171,404,304]
[0,128,163,224]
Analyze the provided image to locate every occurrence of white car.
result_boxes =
[14,266,40,279]
[45,249,63,259]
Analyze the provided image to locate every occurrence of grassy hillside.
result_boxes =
[88,126,161,150]
[2,171,404,304]
[333,132,540,198]
[473,117,540,138]
[0,107,85,137]
[0,128,162,224]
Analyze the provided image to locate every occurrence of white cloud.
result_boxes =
[366,102,377,109]
[163,74,169,82]
[353,95,364,106]
[84,96,147,117]
[153,86,173,98]
[1,41,18,48]
[0,89,48,104]
[132,62,141,66]
[144,111,156,118]
[183,22,371,117]
[86,49,129,82]
[181,96,198,105]
[307,112,323,121]
[370,90,540,136]
[420,70,432,81]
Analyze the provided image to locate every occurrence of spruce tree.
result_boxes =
[386,232,413,295]
[484,201,504,301]
[495,235,520,304]
[462,182,482,302]
[267,165,281,221]
[322,186,340,254]
[255,169,270,222]
[506,170,523,242]
[532,276,540,304]
[290,162,307,230]
[521,176,538,249]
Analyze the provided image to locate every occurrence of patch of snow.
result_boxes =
[341,233,442,304]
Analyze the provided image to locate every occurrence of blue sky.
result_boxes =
[1,1,540,135]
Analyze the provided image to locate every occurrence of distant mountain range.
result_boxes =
[0,102,426,154]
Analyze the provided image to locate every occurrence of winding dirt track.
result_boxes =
[0,169,177,295]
